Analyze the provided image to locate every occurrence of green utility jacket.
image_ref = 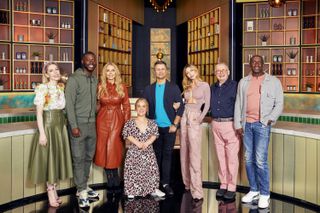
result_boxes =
[65,67,98,129]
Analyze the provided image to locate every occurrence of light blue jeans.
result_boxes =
[244,122,271,196]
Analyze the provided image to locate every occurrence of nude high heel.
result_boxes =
[53,184,62,204]
[47,184,60,208]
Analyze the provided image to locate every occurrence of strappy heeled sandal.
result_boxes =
[47,185,60,208]
[53,184,62,204]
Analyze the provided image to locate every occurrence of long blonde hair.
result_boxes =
[42,62,60,83]
[182,64,202,91]
[98,62,124,99]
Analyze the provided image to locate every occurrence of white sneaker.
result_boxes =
[258,195,270,209]
[151,189,166,197]
[127,195,134,199]
[78,190,90,208]
[242,191,260,203]
[86,187,99,198]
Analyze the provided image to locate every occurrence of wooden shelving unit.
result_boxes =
[0,0,74,92]
[0,0,11,91]
[12,43,73,90]
[243,0,320,93]
[187,8,220,85]
[98,5,132,87]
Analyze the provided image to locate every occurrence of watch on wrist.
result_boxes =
[173,123,179,128]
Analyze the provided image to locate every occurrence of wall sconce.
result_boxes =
[269,0,286,8]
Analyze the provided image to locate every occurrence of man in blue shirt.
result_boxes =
[143,61,184,196]
[210,63,239,201]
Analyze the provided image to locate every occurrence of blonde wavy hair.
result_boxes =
[98,62,124,99]
[182,64,202,91]
[42,62,60,83]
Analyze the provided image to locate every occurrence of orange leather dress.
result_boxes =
[94,83,131,169]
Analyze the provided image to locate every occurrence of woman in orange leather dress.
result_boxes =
[94,62,131,189]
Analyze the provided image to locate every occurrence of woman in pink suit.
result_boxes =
[180,64,210,201]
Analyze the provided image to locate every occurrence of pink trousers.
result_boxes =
[180,109,203,199]
[211,121,240,192]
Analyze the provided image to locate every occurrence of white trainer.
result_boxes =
[258,195,270,209]
[241,191,260,203]
[127,195,134,199]
[151,189,166,197]
[78,190,90,208]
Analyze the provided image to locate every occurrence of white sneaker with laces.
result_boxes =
[151,189,166,197]
[78,190,90,208]
[241,191,260,203]
[127,195,134,199]
[258,195,270,209]
[86,187,99,198]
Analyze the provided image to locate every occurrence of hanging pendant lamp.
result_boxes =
[269,0,286,8]
[150,0,173,13]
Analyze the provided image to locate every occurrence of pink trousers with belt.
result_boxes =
[211,120,240,192]
[180,109,203,199]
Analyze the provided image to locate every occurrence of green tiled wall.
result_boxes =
[278,115,320,125]
[0,114,319,125]
[0,114,37,124]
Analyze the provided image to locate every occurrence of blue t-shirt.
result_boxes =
[155,83,171,127]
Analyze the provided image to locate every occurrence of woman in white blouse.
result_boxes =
[28,62,73,207]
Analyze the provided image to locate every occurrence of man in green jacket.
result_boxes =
[65,51,99,208]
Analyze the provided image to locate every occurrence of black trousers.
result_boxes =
[153,127,176,185]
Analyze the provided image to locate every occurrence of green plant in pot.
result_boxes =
[305,82,313,92]
[0,77,7,90]
[259,34,270,46]
[32,51,41,60]
[47,32,56,43]
[286,50,298,62]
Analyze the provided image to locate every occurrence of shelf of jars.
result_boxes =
[301,47,320,92]
[243,1,300,47]
[243,1,320,93]
[98,5,132,87]
[188,7,220,85]
[243,47,300,93]
[0,43,11,91]
[0,0,75,91]
[12,0,74,44]
[12,43,73,91]
[0,0,11,42]
[301,0,320,45]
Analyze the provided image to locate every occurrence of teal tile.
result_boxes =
[12,116,17,123]
[307,117,311,124]
[25,116,29,122]
[302,117,307,123]
[298,117,302,123]
[285,116,289,121]
[294,117,298,122]
[3,117,8,123]
[0,118,2,124]
[8,117,12,123]
[290,117,294,122]
[311,118,315,124]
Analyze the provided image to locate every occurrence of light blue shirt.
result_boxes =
[155,83,171,127]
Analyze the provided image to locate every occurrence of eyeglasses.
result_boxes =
[215,69,227,73]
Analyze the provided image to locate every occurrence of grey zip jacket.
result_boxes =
[65,67,98,129]
[234,73,284,130]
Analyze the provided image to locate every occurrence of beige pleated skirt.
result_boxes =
[28,110,73,184]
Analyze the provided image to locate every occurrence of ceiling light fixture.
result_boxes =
[268,0,286,8]
[150,0,172,13]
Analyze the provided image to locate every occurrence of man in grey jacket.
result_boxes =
[65,51,99,208]
[234,55,283,209]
